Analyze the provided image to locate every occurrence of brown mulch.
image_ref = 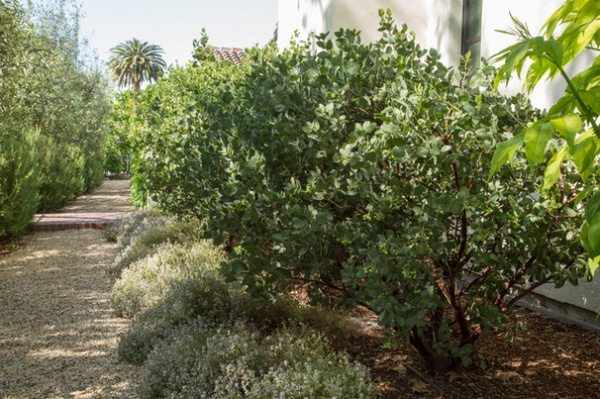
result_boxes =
[343,306,600,399]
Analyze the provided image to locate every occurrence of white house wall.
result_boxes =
[277,0,333,48]
[278,0,463,68]
[481,0,565,111]
[330,0,463,68]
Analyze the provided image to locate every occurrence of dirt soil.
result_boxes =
[344,306,600,399]
[0,180,141,398]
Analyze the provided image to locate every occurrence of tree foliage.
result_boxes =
[118,12,587,371]
[108,38,166,91]
[104,91,136,176]
[491,0,600,268]
[0,0,112,240]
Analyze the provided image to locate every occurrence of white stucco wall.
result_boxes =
[278,0,463,68]
[329,0,463,68]
[277,0,333,48]
[481,0,564,111]
[533,273,600,314]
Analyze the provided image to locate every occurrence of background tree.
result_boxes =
[1,0,112,241]
[108,38,167,91]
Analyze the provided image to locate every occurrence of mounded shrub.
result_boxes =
[116,321,159,367]
[110,240,224,318]
[108,213,374,395]
[114,238,356,366]
[118,280,358,367]
[141,321,377,399]
[141,322,267,398]
[117,267,246,365]
[0,133,39,241]
[237,331,377,399]
[107,211,203,278]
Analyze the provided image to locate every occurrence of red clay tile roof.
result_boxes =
[212,47,245,65]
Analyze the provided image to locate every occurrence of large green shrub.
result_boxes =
[36,135,86,212]
[126,36,256,215]
[229,19,584,369]
[123,12,588,371]
[0,133,39,240]
[0,1,27,132]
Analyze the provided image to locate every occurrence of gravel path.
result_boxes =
[60,179,136,213]
[0,180,141,398]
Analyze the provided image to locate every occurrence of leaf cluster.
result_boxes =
[107,38,166,90]
[492,0,600,266]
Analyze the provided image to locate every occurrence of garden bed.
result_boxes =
[344,305,600,398]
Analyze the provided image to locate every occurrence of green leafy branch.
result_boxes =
[491,0,600,267]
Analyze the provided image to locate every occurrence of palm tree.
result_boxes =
[108,38,166,91]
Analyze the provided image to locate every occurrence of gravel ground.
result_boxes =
[0,180,141,398]
[60,179,135,213]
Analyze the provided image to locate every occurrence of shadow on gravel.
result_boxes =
[0,187,141,398]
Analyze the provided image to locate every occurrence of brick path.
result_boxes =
[32,212,130,231]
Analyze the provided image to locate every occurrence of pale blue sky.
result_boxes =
[78,0,278,66]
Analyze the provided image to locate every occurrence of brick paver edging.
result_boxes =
[32,212,129,232]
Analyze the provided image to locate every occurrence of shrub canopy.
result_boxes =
[120,11,588,370]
